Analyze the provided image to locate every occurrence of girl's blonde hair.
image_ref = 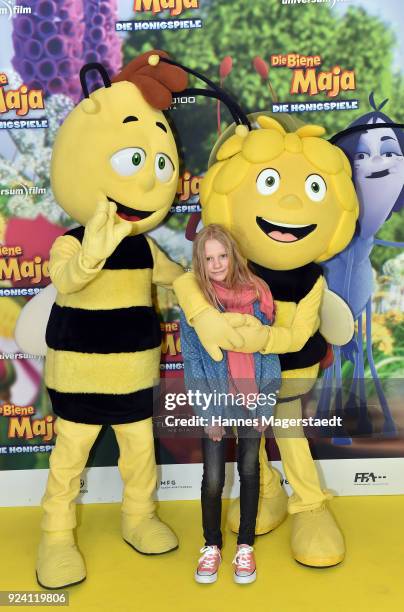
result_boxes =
[192,224,263,309]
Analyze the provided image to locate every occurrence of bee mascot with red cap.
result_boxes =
[17,51,187,589]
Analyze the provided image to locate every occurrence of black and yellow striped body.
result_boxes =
[45,227,165,425]
[251,261,328,372]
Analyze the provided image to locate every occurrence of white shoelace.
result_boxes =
[198,546,220,569]
[232,545,254,569]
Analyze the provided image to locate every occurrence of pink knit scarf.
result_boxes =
[211,279,274,397]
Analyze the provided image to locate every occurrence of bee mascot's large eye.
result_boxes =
[256,168,280,195]
[155,153,174,182]
[110,147,146,176]
[305,174,327,202]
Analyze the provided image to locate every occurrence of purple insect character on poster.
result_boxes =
[319,94,404,439]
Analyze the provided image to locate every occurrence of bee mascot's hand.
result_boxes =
[81,200,132,268]
[191,308,247,361]
[231,322,270,353]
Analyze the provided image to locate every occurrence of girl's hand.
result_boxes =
[205,425,225,442]
[254,419,269,434]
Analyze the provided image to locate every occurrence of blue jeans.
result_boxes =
[201,429,260,547]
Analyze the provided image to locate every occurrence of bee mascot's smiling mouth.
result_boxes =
[107,196,154,222]
[256,216,317,243]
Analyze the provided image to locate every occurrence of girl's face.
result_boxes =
[204,238,229,282]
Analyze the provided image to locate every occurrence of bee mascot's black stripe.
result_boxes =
[250,261,328,370]
[47,387,157,425]
[65,226,154,270]
[46,305,161,353]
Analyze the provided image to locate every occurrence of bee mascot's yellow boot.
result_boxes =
[30,51,188,589]
[174,117,358,567]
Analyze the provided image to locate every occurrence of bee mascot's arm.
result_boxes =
[173,271,247,361]
[14,201,131,355]
[13,232,89,357]
[48,235,103,295]
[174,271,211,322]
[51,201,130,294]
[146,237,183,288]
[261,276,324,355]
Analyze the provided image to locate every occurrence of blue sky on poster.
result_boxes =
[0,1,402,73]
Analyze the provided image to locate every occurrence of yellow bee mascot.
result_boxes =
[33,51,186,589]
[174,116,359,568]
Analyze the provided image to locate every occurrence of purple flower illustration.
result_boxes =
[12,0,122,102]
[82,0,122,91]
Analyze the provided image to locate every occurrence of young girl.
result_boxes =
[180,224,281,585]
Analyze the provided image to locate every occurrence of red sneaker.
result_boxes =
[195,545,222,584]
[232,544,256,584]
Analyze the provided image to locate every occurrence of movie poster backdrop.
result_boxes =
[1,0,404,505]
